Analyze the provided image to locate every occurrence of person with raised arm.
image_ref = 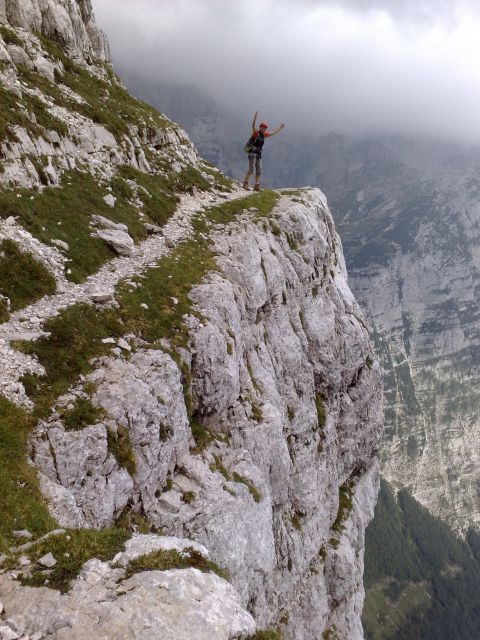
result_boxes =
[243,111,285,191]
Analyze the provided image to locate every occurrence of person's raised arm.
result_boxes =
[268,122,285,137]
[252,110,259,133]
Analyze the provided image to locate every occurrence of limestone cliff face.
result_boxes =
[28,189,383,638]
[1,0,110,61]
[0,3,383,639]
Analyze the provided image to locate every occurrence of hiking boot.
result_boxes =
[254,184,261,192]
[243,181,251,190]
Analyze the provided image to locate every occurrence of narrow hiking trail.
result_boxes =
[0,187,245,407]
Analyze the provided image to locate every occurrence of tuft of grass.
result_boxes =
[246,631,283,640]
[17,303,123,417]
[331,478,356,535]
[251,402,263,422]
[0,297,9,323]
[190,419,216,453]
[0,397,57,553]
[0,170,151,283]
[115,508,151,534]
[0,25,22,46]
[107,425,136,476]
[19,528,129,592]
[232,472,261,503]
[123,547,229,581]
[316,394,326,430]
[210,454,231,481]
[0,239,56,317]
[291,514,302,531]
[62,397,103,431]
[181,491,196,504]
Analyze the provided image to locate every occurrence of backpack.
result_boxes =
[244,131,262,153]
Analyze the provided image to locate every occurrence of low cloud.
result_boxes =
[92,0,480,144]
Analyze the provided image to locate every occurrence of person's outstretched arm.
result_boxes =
[252,110,258,133]
[268,122,285,137]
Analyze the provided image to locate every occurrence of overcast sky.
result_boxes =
[92,0,480,143]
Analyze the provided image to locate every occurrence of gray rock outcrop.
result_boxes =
[28,189,383,639]
[0,535,255,640]
[0,3,383,638]
[2,0,110,62]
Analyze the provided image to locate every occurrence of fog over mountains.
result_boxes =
[93,0,480,144]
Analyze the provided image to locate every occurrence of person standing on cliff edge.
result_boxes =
[243,111,285,191]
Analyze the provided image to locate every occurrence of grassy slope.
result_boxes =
[1,190,280,585]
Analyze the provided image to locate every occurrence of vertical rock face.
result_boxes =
[30,190,383,639]
[0,4,383,638]
[2,0,110,61]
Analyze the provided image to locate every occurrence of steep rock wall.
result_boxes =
[0,3,383,639]
[1,0,110,61]
[28,189,383,639]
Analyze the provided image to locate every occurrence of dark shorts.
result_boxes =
[248,154,262,176]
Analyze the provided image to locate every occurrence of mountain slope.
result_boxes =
[0,3,383,639]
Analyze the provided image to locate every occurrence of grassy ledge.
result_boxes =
[0,239,56,320]
[17,528,130,592]
[0,396,56,553]
[122,547,229,581]
[6,190,279,561]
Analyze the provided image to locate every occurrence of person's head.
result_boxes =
[259,122,268,132]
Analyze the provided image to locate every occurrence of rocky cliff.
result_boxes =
[0,3,383,639]
[168,97,480,537]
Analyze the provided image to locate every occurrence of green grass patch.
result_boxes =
[63,397,103,431]
[0,239,56,316]
[210,454,231,480]
[115,508,151,534]
[19,528,129,592]
[34,33,171,140]
[190,419,216,453]
[0,25,22,46]
[246,631,283,640]
[0,297,9,323]
[0,83,65,142]
[1,63,69,141]
[181,490,196,504]
[232,471,261,503]
[18,303,123,417]
[116,164,179,227]
[107,425,136,476]
[123,547,228,581]
[332,478,356,534]
[0,170,152,282]
[316,394,326,430]
[0,397,57,553]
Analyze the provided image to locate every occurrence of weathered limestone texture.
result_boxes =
[0,535,256,640]
[0,2,383,638]
[29,190,383,639]
[4,0,110,62]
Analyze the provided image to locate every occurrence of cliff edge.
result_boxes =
[0,3,383,639]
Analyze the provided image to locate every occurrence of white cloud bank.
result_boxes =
[91,0,480,143]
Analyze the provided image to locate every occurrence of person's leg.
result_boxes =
[243,156,254,189]
[254,157,262,190]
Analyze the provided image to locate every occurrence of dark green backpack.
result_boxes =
[244,135,255,153]
[244,131,261,153]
